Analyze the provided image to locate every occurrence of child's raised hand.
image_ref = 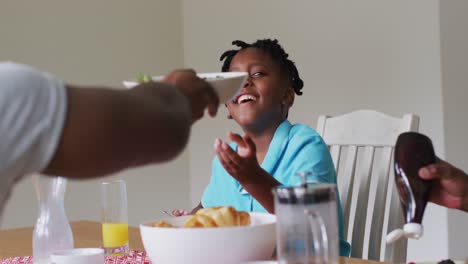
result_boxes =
[214,132,263,184]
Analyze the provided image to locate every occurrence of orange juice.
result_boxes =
[102,222,129,248]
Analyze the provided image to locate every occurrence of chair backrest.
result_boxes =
[316,109,419,262]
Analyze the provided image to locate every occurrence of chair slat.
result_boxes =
[350,146,375,259]
[330,145,341,172]
[338,145,357,237]
[383,162,407,262]
[367,147,393,260]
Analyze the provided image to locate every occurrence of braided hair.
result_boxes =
[220,39,304,96]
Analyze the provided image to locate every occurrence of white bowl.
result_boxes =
[123,72,248,103]
[50,248,104,264]
[140,212,276,264]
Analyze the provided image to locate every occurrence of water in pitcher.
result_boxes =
[32,175,73,264]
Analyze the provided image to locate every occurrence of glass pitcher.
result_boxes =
[32,175,74,264]
[273,183,339,264]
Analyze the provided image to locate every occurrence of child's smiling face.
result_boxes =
[226,47,293,131]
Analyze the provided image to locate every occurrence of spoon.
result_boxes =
[162,210,175,217]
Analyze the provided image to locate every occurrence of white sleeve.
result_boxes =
[0,62,67,212]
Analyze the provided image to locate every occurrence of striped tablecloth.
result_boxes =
[1,250,151,264]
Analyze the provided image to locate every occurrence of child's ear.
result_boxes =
[282,87,295,107]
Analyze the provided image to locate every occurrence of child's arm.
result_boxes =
[214,133,280,213]
[190,202,203,214]
[236,169,280,213]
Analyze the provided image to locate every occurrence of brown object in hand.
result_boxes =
[394,132,436,225]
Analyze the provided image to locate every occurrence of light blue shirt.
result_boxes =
[202,120,351,256]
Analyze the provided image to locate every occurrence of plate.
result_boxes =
[123,72,248,103]
[50,248,104,264]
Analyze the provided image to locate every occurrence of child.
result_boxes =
[175,39,350,256]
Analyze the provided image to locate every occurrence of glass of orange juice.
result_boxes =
[101,180,129,256]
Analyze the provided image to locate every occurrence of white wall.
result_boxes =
[439,0,468,260]
[0,0,190,228]
[182,0,454,261]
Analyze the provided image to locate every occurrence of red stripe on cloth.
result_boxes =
[1,250,151,264]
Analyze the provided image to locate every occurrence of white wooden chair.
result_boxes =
[316,110,419,262]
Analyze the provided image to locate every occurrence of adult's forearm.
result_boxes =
[43,83,191,178]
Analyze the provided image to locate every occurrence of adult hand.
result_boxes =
[162,69,219,123]
[419,159,468,212]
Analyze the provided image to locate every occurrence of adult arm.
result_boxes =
[44,69,219,178]
[43,82,192,178]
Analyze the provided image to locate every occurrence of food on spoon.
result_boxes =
[136,74,152,83]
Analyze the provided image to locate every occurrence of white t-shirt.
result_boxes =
[0,62,67,218]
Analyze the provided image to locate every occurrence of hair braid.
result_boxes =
[220,39,303,95]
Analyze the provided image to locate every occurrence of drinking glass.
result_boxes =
[101,180,129,256]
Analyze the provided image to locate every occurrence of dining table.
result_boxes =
[0,220,387,264]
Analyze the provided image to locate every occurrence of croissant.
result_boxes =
[238,211,251,226]
[183,206,251,228]
[183,214,218,228]
[151,220,174,228]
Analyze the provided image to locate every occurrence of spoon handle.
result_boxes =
[162,210,174,217]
